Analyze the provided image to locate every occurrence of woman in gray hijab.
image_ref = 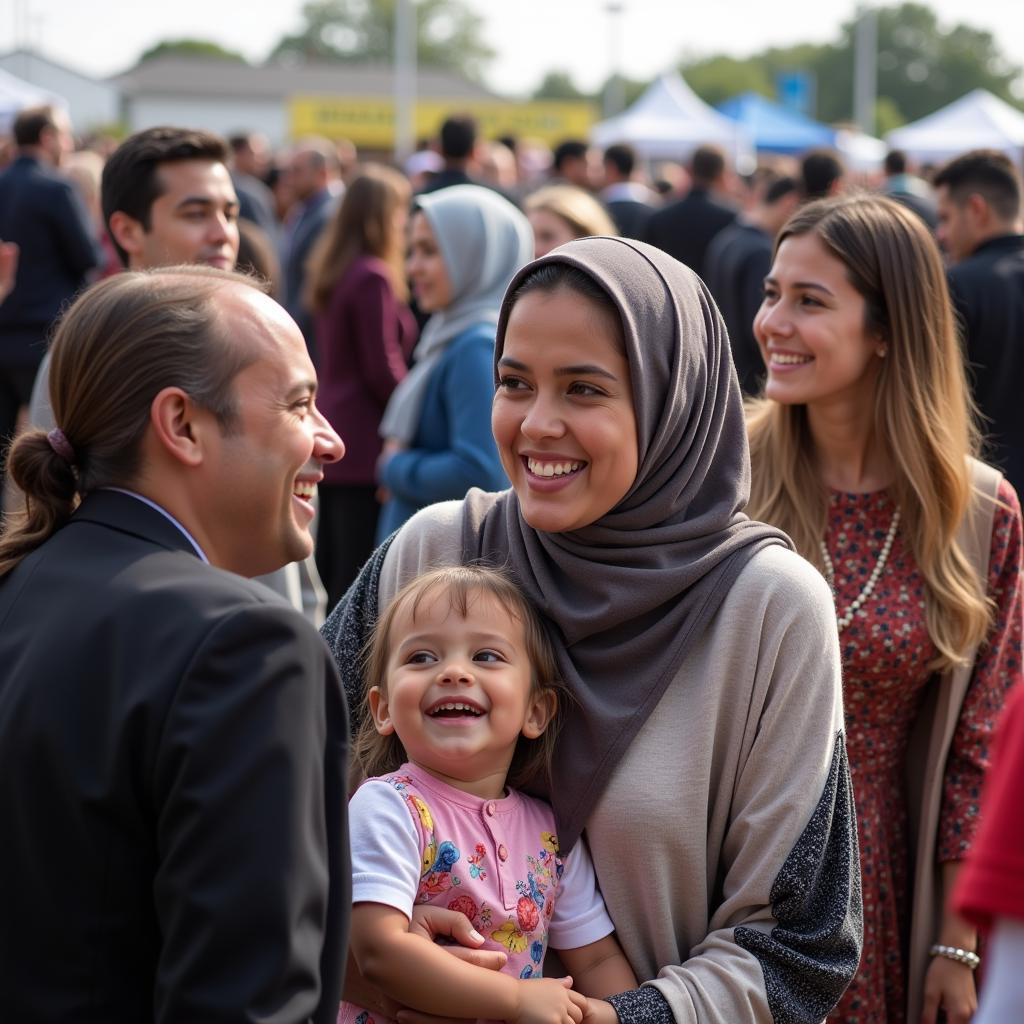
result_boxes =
[375,184,533,540]
[325,237,862,1023]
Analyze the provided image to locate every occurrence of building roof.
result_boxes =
[0,48,107,87]
[114,55,499,101]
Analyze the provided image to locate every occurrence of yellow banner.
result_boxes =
[289,96,597,147]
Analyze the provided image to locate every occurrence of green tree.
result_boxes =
[681,55,775,108]
[138,38,248,63]
[814,3,1022,124]
[532,70,588,101]
[677,3,1022,127]
[269,0,494,81]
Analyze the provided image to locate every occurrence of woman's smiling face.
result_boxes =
[492,286,638,533]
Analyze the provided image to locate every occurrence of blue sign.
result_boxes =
[777,71,816,118]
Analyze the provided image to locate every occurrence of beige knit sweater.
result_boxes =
[379,498,861,1024]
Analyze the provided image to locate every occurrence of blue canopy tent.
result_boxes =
[717,92,835,155]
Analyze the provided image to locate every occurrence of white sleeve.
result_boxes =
[548,835,616,951]
[349,780,422,919]
[974,917,1024,1024]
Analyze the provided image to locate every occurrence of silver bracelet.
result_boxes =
[929,944,981,970]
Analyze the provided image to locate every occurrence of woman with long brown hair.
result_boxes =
[306,163,417,606]
[747,193,1023,1024]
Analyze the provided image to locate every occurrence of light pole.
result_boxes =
[393,0,417,165]
[604,2,625,118]
[853,4,878,136]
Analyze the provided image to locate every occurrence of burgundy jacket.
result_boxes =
[314,255,417,486]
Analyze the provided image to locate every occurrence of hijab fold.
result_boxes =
[379,185,532,444]
[462,236,793,850]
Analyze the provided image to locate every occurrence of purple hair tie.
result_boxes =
[47,428,75,464]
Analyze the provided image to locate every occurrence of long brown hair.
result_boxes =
[746,194,991,670]
[306,163,410,312]
[0,267,263,578]
[354,564,565,790]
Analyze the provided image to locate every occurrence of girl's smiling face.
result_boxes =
[369,586,554,799]
[492,286,639,534]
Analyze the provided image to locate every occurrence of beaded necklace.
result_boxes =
[820,507,901,632]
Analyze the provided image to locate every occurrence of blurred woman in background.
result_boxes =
[306,164,417,606]
[375,184,532,540]
[525,183,616,259]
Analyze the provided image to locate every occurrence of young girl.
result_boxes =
[341,564,636,1024]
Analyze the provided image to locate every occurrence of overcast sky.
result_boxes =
[4,0,1022,99]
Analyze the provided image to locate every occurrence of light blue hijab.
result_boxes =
[379,185,533,443]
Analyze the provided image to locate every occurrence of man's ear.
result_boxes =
[148,387,210,468]
[368,686,396,736]
[107,211,145,262]
[522,688,558,740]
[965,192,991,230]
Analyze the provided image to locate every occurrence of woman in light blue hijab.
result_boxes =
[376,185,533,540]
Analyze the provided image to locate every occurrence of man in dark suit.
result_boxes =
[600,142,656,240]
[644,143,738,280]
[280,138,341,358]
[0,267,349,1022]
[228,130,279,239]
[935,149,1024,495]
[0,104,100,468]
[705,174,800,395]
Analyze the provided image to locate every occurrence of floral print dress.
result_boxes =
[824,481,1023,1023]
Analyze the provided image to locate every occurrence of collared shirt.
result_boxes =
[600,181,657,205]
[104,488,209,563]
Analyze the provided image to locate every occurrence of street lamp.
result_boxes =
[605,2,625,118]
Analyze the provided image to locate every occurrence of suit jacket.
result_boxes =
[947,234,1024,496]
[232,170,279,240]
[604,197,653,240]
[0,490,350,1023]
[282,188,337,358]
[0,154,101,367]
[704,220,772,396]
[644,186,738,281]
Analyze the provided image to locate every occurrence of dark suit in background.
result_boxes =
[0,490,349,1023]
[947,233,1024,495]
[704,220,772,396]
[601,182,656,241]
[281,187,335,359]
[232,169,279,240]
[644,185,738,281]
[0,154,99,449]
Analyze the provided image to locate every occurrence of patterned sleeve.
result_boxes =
[938,478,1024,861]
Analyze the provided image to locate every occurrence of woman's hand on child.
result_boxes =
[408,905,508,970]
[514,976,587,1024]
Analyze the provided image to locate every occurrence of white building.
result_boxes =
[113,56,496,147]
[0,49,119,133]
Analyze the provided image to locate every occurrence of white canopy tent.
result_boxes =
[886,89,1024,164]
[591,72,752,165]
[833,127,887,172]
[0,66,67,134]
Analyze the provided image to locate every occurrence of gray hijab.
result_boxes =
[462,236,792,850]
[379,185,533,444]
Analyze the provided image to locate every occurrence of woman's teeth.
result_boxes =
[527,458,583,477]
[294,481,317,500]
[771,353,813,365]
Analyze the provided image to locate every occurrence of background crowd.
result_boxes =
[0,82,1022,1024]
